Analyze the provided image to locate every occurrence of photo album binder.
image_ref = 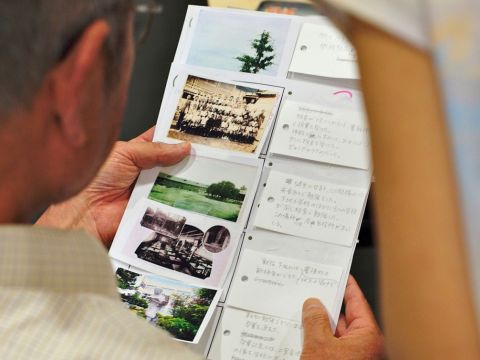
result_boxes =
[109,5,371,359]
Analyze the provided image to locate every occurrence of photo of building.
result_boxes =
[135,207,231,279]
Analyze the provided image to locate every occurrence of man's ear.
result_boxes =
[49,20,110,147]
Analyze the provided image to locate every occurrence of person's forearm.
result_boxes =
[350,20,480,358]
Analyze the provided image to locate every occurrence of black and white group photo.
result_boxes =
[168,75,279,153]
[134,206,231,280]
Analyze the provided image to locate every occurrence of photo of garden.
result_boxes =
[148,172,246,222]
[116,267,218,343]
[146,156,258,223]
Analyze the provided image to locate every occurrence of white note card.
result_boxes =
[255,170,367,246]
[221,308,302,360]
[227,249,343,322]
[289,22,359,79]
[270,100,370,169]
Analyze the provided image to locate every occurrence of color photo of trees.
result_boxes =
[148,172,247,222]
[236,31,275,74]
[186,10,291,76]
[116,267,218,342]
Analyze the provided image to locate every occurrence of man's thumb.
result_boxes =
[302,298,334,345]
[127,141,191,169]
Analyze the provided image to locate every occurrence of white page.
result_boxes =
[266,153,372,190]
[207,308,223,360]
[221,308,302,360]
[218,232,246,303]
[270,99,370,169]
[289,22,359,79]
[282,78,363,113]
[227,249,343,323]
[238,229,358,322]
[254,170,367,246]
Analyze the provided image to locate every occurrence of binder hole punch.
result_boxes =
[241,275,249,282]
[248,236,253,241]
[223,330,231,336]
[300,45,307,51]
[267,196,275,203]
[282,124,290,130]
[268,162,273,167]
[288,91,293,95]
[263,183,266,187]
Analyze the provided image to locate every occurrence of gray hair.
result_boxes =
[0,0,132,115]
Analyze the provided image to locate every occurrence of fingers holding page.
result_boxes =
[344,275,379,332]
[125,141,191,169]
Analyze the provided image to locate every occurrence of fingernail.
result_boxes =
[304,298,322,310]
[177,142,190,149]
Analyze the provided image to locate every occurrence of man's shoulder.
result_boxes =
[0,289,201,359]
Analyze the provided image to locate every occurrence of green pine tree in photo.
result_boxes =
[236,31,275,74]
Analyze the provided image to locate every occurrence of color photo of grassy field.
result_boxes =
[148,172,247,222]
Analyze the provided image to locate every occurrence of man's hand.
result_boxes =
[301,276,384,360]
[36,127,190,247]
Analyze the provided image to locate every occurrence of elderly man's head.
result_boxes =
[0,0,133,114]
[0,0,135,221]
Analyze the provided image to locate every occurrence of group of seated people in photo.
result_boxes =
[174,92,266,145]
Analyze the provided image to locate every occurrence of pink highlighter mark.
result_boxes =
[333,90,353,98]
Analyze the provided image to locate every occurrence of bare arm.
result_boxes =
[349,19,480,358]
